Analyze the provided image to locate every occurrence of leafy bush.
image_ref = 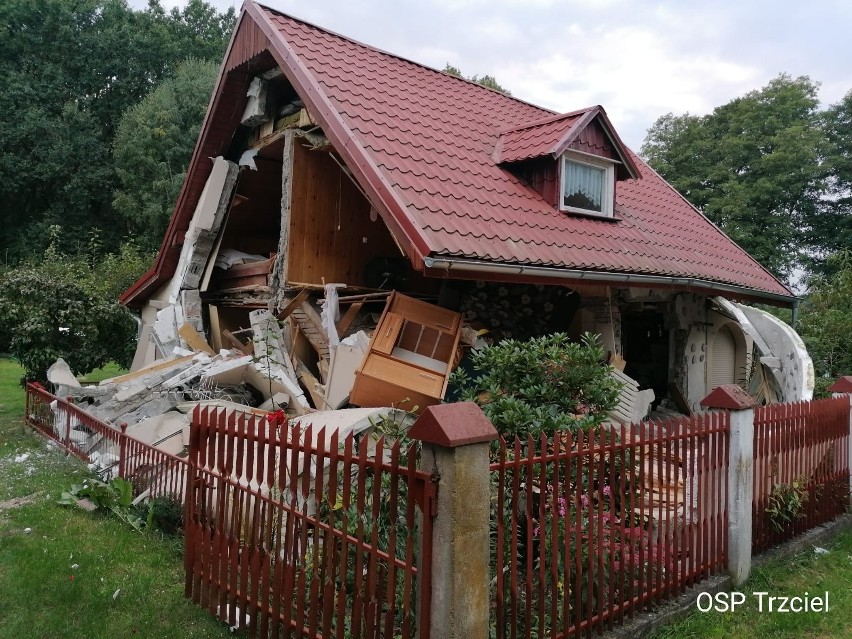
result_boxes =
[145,495,184,535]
[766,478,808,532]
[0,236,151,380]
[450,332,621,438]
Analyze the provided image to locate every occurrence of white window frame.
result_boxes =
[559,151,616,218]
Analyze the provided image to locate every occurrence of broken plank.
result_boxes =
[296,362,327,410]
[336,301,363,335]
[178,323,216,355]
[290,302,330,362]
[102,354,196,385]
[276,289,310,322]
[335,291,393,303]
[223,329,254,356]
[668,382,693,416]
[208,306,223,352]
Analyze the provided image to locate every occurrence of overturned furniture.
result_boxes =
[350,292,462,411]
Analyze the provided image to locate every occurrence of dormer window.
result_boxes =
[560,151,615,218]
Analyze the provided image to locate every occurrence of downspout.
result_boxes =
[130,312,143,341]
[791,298,800,329]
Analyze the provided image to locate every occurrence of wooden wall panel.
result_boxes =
[287,142,400,286]
[569,120,616,160]
[515,157,559,207]
[225,16,269,72]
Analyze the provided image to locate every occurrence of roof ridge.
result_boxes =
[253,0,558,118]
[496,107,597,135]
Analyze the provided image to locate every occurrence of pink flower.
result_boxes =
[580,495,590,508]
[603,485,612,497]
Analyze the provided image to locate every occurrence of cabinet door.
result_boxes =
[361,355,444,398]
[372,312,404,355]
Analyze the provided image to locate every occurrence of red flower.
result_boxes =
[266,409,287,427]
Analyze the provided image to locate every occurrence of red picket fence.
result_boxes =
[184,406,436,639]
[752,397,850,552]
[24,383,188,501]
[490,413,730,639]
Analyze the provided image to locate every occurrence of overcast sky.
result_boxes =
[147,0,852,150]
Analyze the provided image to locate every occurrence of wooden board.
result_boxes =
[102,354,196,385]
[208,306,223,352]
[178,323,216,355]
[336,301,363,335]
[290,302,330,363]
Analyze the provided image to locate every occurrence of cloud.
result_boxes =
[131,0,852,148]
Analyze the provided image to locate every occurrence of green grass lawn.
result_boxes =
[648,530,852,639]
[78,361,127,384]
[0,358,231,639]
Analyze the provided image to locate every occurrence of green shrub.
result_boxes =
[450,332,621,438]
[0,236,150,380]
[145,495,184,535]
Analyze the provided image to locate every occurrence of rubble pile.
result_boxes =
[47,289,481,468]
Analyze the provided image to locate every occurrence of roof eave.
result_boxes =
[422,256,797,307]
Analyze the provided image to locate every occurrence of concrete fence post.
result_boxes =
[409,402,499,639]
[828,376,852,507]
[701,385,757,586]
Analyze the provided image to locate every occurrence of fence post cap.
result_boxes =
[700,384,757,410]
[408,402,498,448]
[827,376,852,393]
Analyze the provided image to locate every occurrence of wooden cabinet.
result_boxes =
[350,292,462,411]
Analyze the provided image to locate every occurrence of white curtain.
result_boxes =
[563,160,604,211]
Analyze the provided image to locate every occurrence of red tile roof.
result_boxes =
[496,111,588,163]
[122,2,794,306]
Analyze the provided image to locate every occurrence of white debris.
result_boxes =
[217,604,251,632]
[23,527,32,534]
[47,358,81,389]
[14,453,30,463]
[112,589,121,600]
[814,547,830,555]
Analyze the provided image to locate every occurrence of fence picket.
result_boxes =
[752,397,850,552]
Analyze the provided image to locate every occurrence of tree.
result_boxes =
[443,63,512,95]
[113,58,220,250]
[641,75,828,281]
[0,0,234,259]
[812,90,852,275]
[797,250,852,392]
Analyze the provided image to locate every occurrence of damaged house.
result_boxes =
[107,0,812,437]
